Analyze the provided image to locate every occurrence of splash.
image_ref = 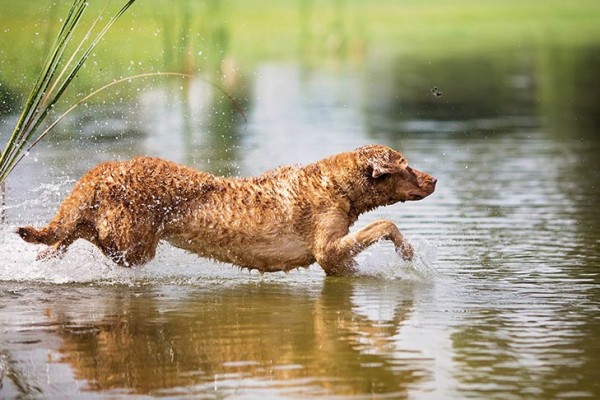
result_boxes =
[0,224,248,285]
[2,177,76,225]
[354,235,441,282]
[404,235,441,279]
[1,222,439,285]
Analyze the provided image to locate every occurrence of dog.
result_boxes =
[17,145,436,276]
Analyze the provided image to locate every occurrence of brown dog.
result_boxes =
[17,145,436,276]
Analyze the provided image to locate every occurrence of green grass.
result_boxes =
[1,0,598,96]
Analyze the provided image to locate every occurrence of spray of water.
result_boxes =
[1,225,441,286]
[354,235,441,282]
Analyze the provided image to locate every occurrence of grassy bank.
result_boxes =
[0,0,599,107]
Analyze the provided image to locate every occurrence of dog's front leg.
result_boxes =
[314,214,414,276]
[341,219,414,260]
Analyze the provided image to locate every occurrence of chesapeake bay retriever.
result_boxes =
[17,145,436,276]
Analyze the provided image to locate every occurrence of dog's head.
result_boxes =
[355,144,437,205]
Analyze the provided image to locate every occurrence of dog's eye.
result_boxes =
[374,172,391,180]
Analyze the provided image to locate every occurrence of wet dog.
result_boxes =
[17,145,436,276]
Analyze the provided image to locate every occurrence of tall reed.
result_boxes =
[0,0,137,221]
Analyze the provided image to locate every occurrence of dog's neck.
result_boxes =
[317,155,395,223]
[347,187,396,222]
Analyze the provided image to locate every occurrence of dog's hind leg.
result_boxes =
[96,232,160,267]
[94,209,161,267]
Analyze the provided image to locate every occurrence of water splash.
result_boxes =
[0,224,237,285]
[354,235,441,282]
[403,235,442,280]
[3,178,75,224]
[0,221,440,285]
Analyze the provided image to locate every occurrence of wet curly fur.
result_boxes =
[17,145,436,276]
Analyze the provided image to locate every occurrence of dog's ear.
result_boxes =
[371,157,408,178]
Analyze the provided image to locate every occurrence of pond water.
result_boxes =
[1,36,600,400]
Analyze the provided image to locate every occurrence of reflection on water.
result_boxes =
[52,281,427,397]
[0,280,437,398]
[369,49,537,124]
[537,44,600,137]
[140,77,246,176]
[1,39,600,399]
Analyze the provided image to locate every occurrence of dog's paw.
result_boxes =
[396,241,414,261]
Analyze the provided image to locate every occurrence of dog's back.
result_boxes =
[18,157,321,269]
[163,165,325,271]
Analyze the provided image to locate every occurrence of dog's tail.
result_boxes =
[16,225,57,245]
[16,181,93,246]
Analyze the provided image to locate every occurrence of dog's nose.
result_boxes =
[431,177,437,186]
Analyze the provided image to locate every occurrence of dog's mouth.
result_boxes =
[406,190,429,201]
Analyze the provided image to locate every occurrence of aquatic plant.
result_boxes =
[0,0,138,221]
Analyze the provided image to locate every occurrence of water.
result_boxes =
[1,50,600,399]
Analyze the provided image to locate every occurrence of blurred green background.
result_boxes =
[1,0,599,139]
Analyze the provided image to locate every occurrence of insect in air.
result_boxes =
[431,87,443,97]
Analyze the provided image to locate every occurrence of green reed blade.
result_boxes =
[21,2,89,127]
[14,0,112,156]
[18,1,87,132]
[0,0,138,183]
[39,0,114,112]
[2,1,136,174]
[0,0,87,173]
[0,0,87,174]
